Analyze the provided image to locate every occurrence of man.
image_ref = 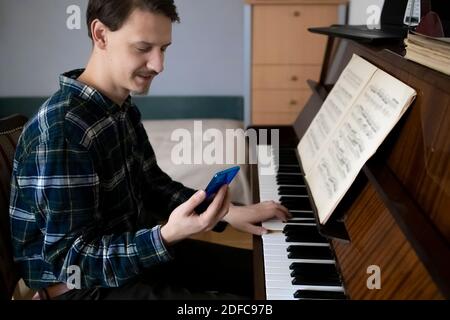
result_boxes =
[9,0,289,300]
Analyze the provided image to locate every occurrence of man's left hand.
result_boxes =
[222,201,291,235]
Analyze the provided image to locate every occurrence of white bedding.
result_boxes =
[142,119,252,206]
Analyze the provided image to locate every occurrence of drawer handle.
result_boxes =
[293,11,301,17]
[290,100,298,106]
[291,76,298,82]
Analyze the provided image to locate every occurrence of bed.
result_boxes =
[142,119,252,206]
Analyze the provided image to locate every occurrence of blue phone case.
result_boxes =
[195,166,240,214]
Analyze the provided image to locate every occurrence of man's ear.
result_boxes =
[90,18,108,50]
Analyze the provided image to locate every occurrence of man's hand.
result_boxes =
[223,201,291,235]
[160,185,230,246]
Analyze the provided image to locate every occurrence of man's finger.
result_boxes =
[217,188,231,221]
[202,185,227,220]
[179,190,206,214]
[276,203,291,217]
[245,224,268,236]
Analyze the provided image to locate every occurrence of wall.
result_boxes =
[0,0,385,122]
[0,0,244,97]
[349,0,385,25]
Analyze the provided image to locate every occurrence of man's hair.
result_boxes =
[86,0,180,39]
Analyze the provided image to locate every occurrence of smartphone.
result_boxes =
[194,166,240,214]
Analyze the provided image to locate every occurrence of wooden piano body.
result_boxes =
[251,38,450,299]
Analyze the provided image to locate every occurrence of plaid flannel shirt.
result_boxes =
[9,69,196,289]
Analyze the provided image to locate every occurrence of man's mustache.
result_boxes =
[136,70,158,77]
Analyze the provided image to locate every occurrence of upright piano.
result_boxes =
[251,38,450,300]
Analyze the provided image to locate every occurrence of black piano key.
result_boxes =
[292,275,342,286]
[294,290,346,300]
[289,210,314,219]
[291,269,340,281]
[277,175,304,183]
[283,225,327,243]
[278,163,301,169]
[280,195,309,201]
[279,197,312,211]
[282,202,310,210]
[285,219,315,224]
[274,151,298,158]
[276,149,297,154]
[278,186,308,195]
[276,164,300,168]
[291,270,340,282]
[277,166,302,174]
[284,204,312,212]
[275,147,297,154]
[289,262,338,276]
[275,159,299,166]
[290,211,315,219]
[277,171,303,177]
[283,224,319,233]
[285,231,328,244]
[280,194,309,201]
[275,152,298,159]
[280,198,311,207]
[281,196,307,201]
[280,198,312,211]
[277,173,302,179]
[287,245,333,260]
[276,173,303,179]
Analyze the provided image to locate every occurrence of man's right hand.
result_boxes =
[160,185,230,246]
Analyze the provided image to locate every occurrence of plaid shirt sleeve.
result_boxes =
[13,137,172,288]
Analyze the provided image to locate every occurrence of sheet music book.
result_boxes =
[404,31,450,76]
[298,54,417,225]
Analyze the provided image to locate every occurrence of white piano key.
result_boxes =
[264,257,336,267]
[263,241,329,247]
[266,273,295,282]
[266,292,297,300]
[265,280,344,292]
[262,231,329,246]
[263,218,308,225]
[265,288,298,297]
[263,246,330,256]
[263,250,335,264]
[262,220,316,231]
[264,266,291,275]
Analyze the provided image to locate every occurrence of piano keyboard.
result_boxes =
[257,145,346,300]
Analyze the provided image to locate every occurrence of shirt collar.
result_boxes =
[59,69,132,114]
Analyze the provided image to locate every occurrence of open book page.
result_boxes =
[297,55,378,175]
[305,67,417,224]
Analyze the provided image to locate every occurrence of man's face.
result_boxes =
[105,9,172,95]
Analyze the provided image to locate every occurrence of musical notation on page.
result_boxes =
[298,54,417,224]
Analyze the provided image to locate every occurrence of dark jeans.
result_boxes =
[56,239,253,300]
